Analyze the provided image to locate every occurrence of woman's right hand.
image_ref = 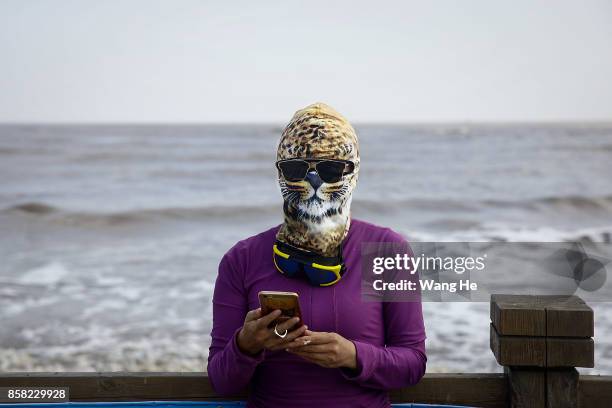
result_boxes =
[237,308,307,355]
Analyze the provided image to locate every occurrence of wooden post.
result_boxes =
[490,295,594,408]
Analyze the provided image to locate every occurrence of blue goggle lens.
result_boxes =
[274,254,300,276]
[303,265,339,285]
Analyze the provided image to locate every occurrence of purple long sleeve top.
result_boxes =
[207,218,427,408]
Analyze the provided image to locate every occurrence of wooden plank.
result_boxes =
[546,368,578,408]
[505,367,545,408]
[490,324,546,367]
[0,372,508,407]
[389,373,508,408]
[546,299,593,338]
[578,375,612,408]
[491,295,593,338]
[547,338,594,368]
[0,373,247,401]
[490,324,594,368]
[491,294,546,336]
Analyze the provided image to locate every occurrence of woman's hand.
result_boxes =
[237,308,308,355]
[284,330,357,369]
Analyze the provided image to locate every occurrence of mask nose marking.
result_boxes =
[305,171,323,190]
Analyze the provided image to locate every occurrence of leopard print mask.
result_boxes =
[275,102,360,257]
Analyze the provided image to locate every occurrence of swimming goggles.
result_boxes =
[272,240,346,286]
[276,159,354,184]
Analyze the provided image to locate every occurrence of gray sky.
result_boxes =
[1,0,611,123]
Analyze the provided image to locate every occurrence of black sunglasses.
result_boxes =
[276,159,355,183]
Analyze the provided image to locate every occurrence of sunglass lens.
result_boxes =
[278,161,309,181]
[274,254,300,276]
[303,265,338,285]
[316,161,346,183]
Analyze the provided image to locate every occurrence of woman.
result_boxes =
[207,103,426,408]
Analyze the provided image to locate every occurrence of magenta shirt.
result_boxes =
[207,218,427,408]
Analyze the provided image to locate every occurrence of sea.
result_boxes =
[1,123,612,374]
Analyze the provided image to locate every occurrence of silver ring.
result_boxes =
[274,323,288,339]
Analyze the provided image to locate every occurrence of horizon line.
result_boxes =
[1,119,612,127]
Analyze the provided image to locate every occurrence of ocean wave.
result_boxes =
[4,194,612,224]
[66,150,275,163]
[3,202,279,225]
[408,224,612,243]
[18,261,69,285]
[532,195,612,210]
[353,198,478,212]
[9,202,57,214]
[354,194,612,212]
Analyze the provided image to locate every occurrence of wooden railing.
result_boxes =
[0,372,507,407]
[1,295,610,407]
[0,372,610,407]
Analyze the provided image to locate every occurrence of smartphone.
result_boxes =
[258,291,303,328]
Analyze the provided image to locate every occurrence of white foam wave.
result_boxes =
[408,224,612,243]
[18,261,69,285]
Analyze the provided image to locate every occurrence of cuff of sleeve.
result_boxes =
[231,327,266,365]
[339,340,375,382]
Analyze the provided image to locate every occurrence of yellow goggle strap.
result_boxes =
[273,244,290,259]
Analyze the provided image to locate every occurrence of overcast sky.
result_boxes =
[1,0,611,123]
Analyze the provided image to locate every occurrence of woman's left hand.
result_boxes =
[284,329,357,369]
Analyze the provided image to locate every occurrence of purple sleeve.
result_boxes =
[340,230,427,389]
[340,301,427,389]
[207,248,264,396]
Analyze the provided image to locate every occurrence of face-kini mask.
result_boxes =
[274,102,360,284]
